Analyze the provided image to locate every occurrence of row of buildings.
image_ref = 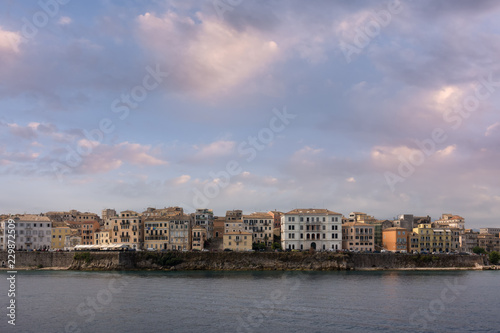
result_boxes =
[0,208,499,253]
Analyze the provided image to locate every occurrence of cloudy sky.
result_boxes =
[1,0,500,227]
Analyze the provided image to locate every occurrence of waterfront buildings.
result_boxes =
[281,209,342,251]
[242,212,274,247]
[478,234,500,252]
[460,229,479,253]
[342,222,375,252]
[144,217,170,250]
[223,231,252,251]
[95,229,112,247]
[268,210,283,237]
[225,210,243,234]
[412,224,455,253]
[169,214,191,251]
[408,232,419,253]
[213,216,225,239]
[192,226,207,251]
[51,222,71,249]
[107,210,144,250]
[382,227,409,252]
[0,215,52,251]
[194,209,214,239]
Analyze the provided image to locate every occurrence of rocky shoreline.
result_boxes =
[0,251,491,271]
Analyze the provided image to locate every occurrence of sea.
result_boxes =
[0,270,499,333]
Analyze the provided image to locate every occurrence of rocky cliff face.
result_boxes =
[0,251,487,271]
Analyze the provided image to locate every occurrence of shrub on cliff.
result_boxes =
[73,252,92,263]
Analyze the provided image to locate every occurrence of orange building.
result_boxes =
[382,227,408,252]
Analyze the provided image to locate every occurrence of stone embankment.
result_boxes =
[0,251,489,271]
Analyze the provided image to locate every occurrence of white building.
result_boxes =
[281,209,342,251]
[0,215,52,250]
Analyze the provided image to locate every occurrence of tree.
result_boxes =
[489,251,500,265]
[472,246,486,255]
[271,242,281,250]
[252,242,266,251]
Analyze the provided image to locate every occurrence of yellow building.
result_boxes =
[192,226,207,251]
[382,227,408,252]
[223,232,252,251]
[95,230,112,247]
[408,232,419,253]
[413,223,455,253]
[144,218,169,251]
[108,210,144,250]
[51,223,71,250]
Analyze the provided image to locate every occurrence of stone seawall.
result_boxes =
[0,251,488,271]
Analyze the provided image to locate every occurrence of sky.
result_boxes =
[1,0,500,227]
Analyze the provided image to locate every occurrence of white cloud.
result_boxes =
[192,140,236,160]
[136,11,280,97]
[0,27,21,53]
[485,122,500,136]
[173,174,191,185]
[58,16,72,25]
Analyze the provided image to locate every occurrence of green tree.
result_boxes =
[271,242,281,250]
[252,242,266,251]
[472,246,486,255]
[489,251,500,265]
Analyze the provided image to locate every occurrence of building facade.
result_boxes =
[479,228,500,235]
[223,231,252,251]
[144,218,169,250]
[51,222,71,250]
[194,209,214,239]
[192,226,207,251]
[382,227,408,252]
[478,234,500,252]
[242,212,274,247]
[342,222,375,252]
[169,215,191,250]
[413,223,455,253]
[460,229,479,253]
[0,215,52,251]
[433,214,465,229]
[281,209,342,251]
[213,216,225,239]
[108,211,144,250]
